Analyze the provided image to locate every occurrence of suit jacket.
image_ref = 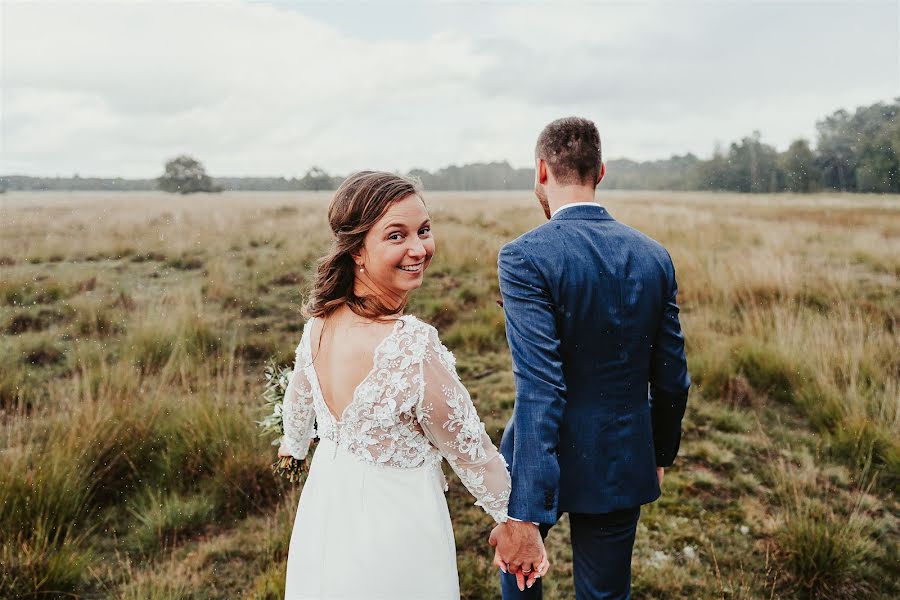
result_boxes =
[498,203,690,524]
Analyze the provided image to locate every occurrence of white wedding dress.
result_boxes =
[279,315,511,599]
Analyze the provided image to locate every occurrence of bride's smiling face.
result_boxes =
[354,194,434,301]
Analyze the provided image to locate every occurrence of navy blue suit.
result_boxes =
[497,203,690,599]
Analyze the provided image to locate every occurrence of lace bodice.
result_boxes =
[279,315,510,523]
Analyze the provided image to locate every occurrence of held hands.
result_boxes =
[489,520,550,591]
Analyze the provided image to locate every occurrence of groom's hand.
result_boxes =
[657,467,665,487]
[489,521,545,591]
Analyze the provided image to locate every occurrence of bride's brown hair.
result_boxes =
[303,171,423,321]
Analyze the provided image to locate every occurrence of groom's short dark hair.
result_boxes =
[535,117,602,187]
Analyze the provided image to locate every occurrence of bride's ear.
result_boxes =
[351,248,366,270]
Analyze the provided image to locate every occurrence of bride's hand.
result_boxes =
[493,546,550,589]
[526,550,550,588]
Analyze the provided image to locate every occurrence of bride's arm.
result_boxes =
[278,345,316,460]
[415,325,511,524]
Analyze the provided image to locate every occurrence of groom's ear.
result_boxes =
[596,162,606,186]
[537,159,549,185]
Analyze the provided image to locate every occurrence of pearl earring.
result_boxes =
[359,267,365,273]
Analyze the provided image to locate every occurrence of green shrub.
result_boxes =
[0,527,93,598]
[164,255,204,270]
[73,304,123,337]
[776,498,875,598]
[831,415,900,492]
[209,452,283,521]
[22,338,66,367]
[4,307,69,334]
[683,337,733,402]
[0,367,45,412]
[126,489,217,554]
[116,569,193,600]
[128,327,177,373]
[79,401,170,506]
[0,444,95,544]
[130,251,167,263]
[125,314,219,374]
[732,340,802,404]
[248,562,288,600]
[1,279,70,306]
[444,317,507,354]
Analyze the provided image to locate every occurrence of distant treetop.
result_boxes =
[157,155,222,194]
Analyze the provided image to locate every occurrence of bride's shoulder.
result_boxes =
[400,315,456,367]
[399,314,440,340]
[300,316,316,337]
[292,316,317,353]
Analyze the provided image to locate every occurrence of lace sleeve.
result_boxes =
[278,342,316,460]
[415,325,510,523]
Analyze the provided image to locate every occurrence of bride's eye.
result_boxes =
[388,232,403,241]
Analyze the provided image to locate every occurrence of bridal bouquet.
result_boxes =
[257,359,306,483]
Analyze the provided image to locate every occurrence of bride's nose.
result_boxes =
[408,238,427,259]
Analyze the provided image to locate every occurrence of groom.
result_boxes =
[489,117,691,599]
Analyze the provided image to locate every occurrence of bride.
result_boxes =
[277,171,548,599]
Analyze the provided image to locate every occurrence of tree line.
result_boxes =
[0,163,340,194]
[596,98,898,193]
[2,98,897,194]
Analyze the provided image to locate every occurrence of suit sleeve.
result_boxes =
[498,241,566,524]
[649,250,691,467]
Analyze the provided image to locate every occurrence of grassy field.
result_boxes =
[1,190,898,599]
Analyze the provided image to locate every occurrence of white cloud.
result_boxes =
[1,0,897,176]
[3,1,489,176]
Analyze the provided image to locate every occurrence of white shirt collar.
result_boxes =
[550,201,602,218]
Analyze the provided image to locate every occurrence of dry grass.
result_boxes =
[0,190,897,598]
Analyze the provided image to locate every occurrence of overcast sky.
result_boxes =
[2,0,898,178]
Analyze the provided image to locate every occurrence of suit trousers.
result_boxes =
[499,507,641,600]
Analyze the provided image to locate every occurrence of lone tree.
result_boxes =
[299,166,333,191]
[157,155,221,194]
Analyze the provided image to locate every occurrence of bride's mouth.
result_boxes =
[397,261,425,273]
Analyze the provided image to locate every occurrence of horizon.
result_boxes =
[2,101,893,181]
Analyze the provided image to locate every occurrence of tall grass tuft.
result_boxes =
[771,457,878,598]
[0,526,93,597]
[113,552,195,600]
[126,489,217,554]
[0,424,98,596]
[123,294,221,376]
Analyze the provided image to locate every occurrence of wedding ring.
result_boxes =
[521,568,533,574]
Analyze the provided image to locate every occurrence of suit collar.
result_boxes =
[550,203,614,221]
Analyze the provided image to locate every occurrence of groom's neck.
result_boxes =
[547,184,597,214]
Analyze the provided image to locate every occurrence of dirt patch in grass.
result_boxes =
[5,309,68,334]
[270,272,304,286]
[23,343,65,366]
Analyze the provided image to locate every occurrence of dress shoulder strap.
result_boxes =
[371,315,432,369]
